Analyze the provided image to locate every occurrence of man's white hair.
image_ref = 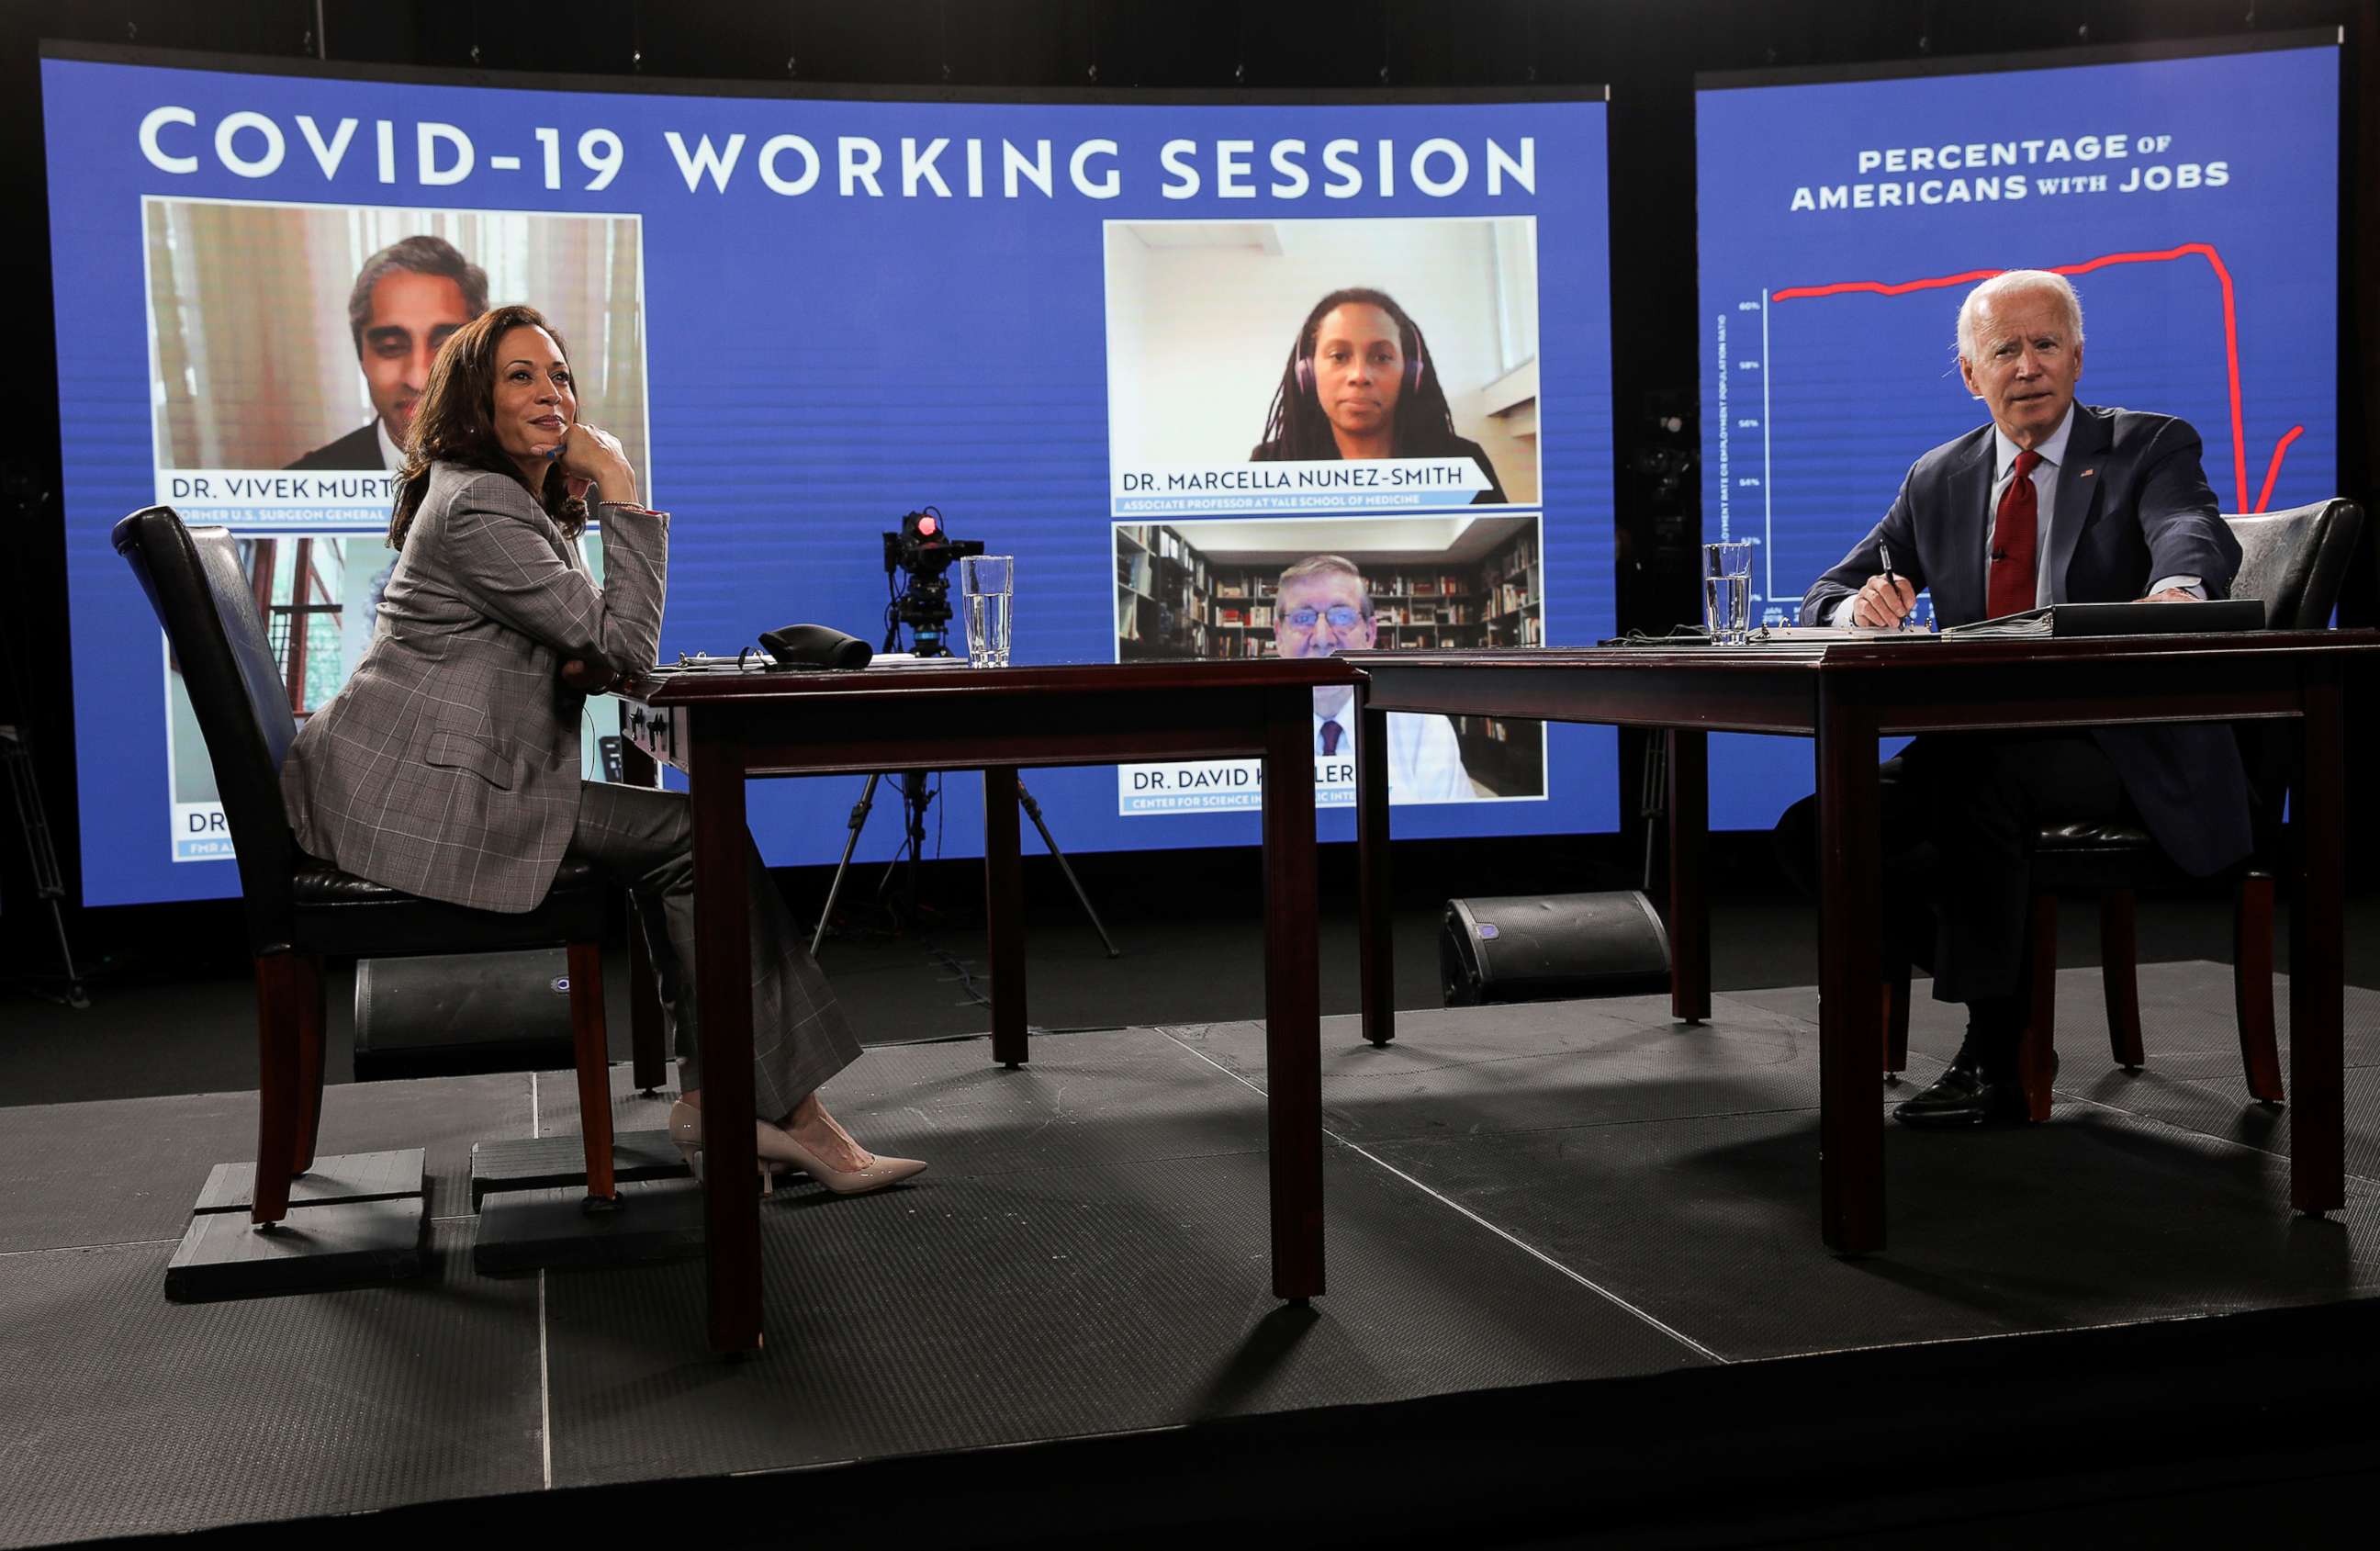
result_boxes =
[1278,553,1374,614]
[1955,270,2084,361]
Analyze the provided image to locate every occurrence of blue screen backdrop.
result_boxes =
[43,51,1614,906]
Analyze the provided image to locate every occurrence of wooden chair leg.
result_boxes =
[1882,961,1912,1076]
[2233,871,2285,1104]
[568,941,618,1200]
[2015,892,2059,1122]
[291,953,329,1174]
[252,954,302,1226]
[2098,889,2146,1072]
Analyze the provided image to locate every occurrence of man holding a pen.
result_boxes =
[1776,268,2251,1129]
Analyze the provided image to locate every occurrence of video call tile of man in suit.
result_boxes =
[1269,553,1476,803]
[285,235,489,472]
[1776,268,2251,1130]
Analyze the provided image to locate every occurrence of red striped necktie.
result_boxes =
[1987,448,2044,619]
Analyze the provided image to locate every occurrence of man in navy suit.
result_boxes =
[1779,270,2251,1127]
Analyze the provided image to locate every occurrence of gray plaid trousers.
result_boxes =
[570,779,859,1116]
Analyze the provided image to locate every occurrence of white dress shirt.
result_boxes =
[376,419,406,472]
[1313,703,1476,804]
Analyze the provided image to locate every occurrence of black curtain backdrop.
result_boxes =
[1,0,2372,943]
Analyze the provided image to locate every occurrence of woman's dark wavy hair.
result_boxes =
[387,303,587,547]
[1255,287,1461,460]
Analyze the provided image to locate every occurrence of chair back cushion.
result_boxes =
[2225,500,2364,629]
[111,507,298,949]
[2219,499,2364,857]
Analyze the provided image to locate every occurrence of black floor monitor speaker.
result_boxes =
[353,948,580,1081]
[1442,893,1672,1006]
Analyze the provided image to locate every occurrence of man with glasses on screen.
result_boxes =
[1272,554,1476,804]
[1778,269,2249,1129]
[286,235,488,472]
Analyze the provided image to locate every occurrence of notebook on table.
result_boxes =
[1944,599,2266,639]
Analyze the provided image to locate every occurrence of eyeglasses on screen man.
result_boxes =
[1281,605,1367,630]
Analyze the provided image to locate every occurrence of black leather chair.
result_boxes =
[1882,498,2366,1119]
[113,507,622,1226]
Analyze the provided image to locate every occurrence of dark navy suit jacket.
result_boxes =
[285,421,383,472]
[1798,404,2251,876]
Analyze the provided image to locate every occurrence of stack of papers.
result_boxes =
[1750,624,1932,642]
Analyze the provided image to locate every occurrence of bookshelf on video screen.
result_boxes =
[1696,36,2338,828]
[42,49,1615,905]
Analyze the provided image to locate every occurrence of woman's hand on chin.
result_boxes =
[552,421,639,507]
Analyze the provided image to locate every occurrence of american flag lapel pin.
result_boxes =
[2080,467,2096,478]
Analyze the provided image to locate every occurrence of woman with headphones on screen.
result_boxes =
[1249,287,1510,504]
[279,303,924,1197]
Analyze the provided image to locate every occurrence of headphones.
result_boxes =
[1295,328,1427,400]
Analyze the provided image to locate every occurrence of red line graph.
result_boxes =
[1770,243,2303,514]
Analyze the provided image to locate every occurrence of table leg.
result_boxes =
[982,768,1028,1069]
[1263,686,1325,1300]
[688,720,762,1354]
[1666,729,1712,1023]
[2290,668,2345,1215]
[619,737,668,1093]
[1357,700,1394,1046]
[627,931,668,1092]
[1814,688,1885,1253]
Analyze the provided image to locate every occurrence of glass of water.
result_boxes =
[960,554,1014,668]
[1702,541,1754,645]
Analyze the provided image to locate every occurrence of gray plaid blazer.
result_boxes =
[281,461,668,913]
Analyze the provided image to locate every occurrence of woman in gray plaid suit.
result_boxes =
[281,304,923,1195]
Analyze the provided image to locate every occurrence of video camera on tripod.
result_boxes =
[815,507,1118,978]
[881,507,984,657]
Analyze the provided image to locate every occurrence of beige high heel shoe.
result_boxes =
[768,1130,928,1197]
[668,1101,926,1197]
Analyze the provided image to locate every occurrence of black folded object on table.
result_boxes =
[758,623,873,669]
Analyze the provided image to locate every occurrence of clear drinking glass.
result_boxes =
[960,554,1014,668]
[1701,541,1755,645]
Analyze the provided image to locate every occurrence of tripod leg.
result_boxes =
[904,772,928,929]
[811,773,881,958]
[874,771,932,932]
[3,727,86,1006]
[1016,781,1120,958]
[43,899,87,1009]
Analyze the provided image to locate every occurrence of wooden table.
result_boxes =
[1346,632,2370,1253]
[614,657,1351,1353]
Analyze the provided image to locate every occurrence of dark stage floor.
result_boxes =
[3,960,2377,1547]
[11,883,2379,1108]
